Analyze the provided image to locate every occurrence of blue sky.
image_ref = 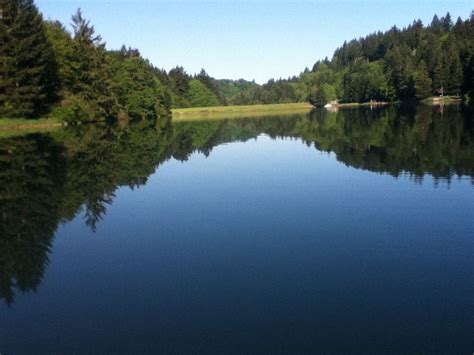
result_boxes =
[37,0,473,83]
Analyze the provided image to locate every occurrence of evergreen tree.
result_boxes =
[433,51,449,96]
[0,0,58,118]
[65,9,117,121]
[448,53,463,96]
[386,47,415,101]
[44,21,75,93]
[414,61,432,99]
[440,12,453,31]
[431,14,441,28]
[169,66,191,96]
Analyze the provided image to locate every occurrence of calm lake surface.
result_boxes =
[1,105,473,353]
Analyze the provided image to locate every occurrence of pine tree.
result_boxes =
[431,14,441,28]
[440,12,453,30]
[169,66,191,96]
[66,9,117,120]
[0,0,58,118]
[448,53,463,96]
[386,46,415,101]
[433,41,463,96]
[44,21,75,91]
[433,52,449,95]
[414,61,432,99]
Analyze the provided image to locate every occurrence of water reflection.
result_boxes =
[0,105,472,305]
[0,134,65,305]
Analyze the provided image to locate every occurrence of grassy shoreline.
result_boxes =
[423,96,462,104]
[0,117,65,137]
[172,102,314,121]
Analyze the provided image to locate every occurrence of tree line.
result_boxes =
[1,1,473,122]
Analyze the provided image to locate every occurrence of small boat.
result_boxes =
[324,100,338,109]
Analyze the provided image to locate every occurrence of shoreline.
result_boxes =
[0,122,65,131]
[172,102,313,120]
[327,101,390,108]
[0,119,66,137]
[424,96,462,105]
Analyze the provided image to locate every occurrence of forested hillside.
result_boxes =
[300,12,474,105]
[1,0,473,122]
[231,11,474,106]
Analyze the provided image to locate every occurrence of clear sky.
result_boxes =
[36,0,473,83]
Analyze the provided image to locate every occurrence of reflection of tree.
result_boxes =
[0,135,66,306]
[56,121,174,226]
[0,121,174,305]
[172,106,473,182]
[293,105,473,182]
[84,193,115,232]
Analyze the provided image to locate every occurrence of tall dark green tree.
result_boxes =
[63,9,117,122]
[44,21,75,92]
[448,52,463,96]
[440,12,453,31]
[0,0,58,118]
[414,61,433,100]
[386,46,415,101]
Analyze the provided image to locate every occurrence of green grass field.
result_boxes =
[172,102,313,121]
[0,117,65,138]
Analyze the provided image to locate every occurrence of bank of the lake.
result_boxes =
[424,96,463,104]
[321,97,464,110]
[172,102,313,121]
[0,117,66,138]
